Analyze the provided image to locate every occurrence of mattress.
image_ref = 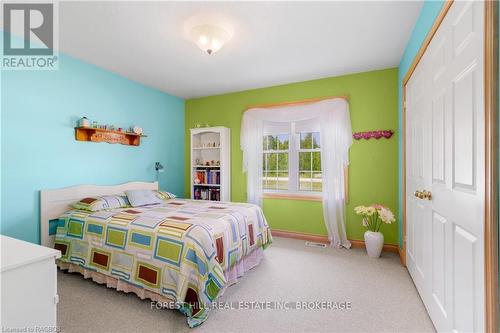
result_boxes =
[53,199,272,327]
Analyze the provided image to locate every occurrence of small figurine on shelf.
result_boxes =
[210,160,215,166]
[78,117,90,128]
[205,162,210,166]
[133,126,143,135]
[216,160,220,166]
[195,158,201,165]
[118,128,123,132]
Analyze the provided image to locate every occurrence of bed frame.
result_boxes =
[40,181,158,248]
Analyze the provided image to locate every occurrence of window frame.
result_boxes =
[298,133,322,192]
[262,133,290,191]
[262,122,323,197]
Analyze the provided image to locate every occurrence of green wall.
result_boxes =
[185,68,399,244]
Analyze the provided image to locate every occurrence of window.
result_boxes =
[262,123,322,194]
[263,134,289,190]
[299,132,322,192]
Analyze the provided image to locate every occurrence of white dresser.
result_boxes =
[0,235,61,330]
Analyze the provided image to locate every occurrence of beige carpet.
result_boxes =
[57,237,435,333]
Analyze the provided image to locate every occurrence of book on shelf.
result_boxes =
[195,170,220,185]
[193,188,221,201]
[195,170,207,184]
[207,170,220,185]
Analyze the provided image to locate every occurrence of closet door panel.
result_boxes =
[405,2,485,332]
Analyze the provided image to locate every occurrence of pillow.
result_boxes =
[73,195,130,212]
[125,189,164,207]
[155,190,177,201]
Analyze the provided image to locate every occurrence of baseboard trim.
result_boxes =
[349,239,399,254]
[271,229,330,244]
[271,229,399,254]
[399,246,406,266]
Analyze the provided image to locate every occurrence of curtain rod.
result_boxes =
[244,95,349,111]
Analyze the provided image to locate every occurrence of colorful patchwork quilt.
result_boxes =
[54,199,272,327]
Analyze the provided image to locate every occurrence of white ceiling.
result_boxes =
[58,1,423,99]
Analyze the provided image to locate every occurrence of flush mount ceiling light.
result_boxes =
[190,24,231,55]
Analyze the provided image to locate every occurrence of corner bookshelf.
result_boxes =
[190,126,230,201]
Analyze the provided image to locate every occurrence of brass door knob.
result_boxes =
[414,190,432,200]
[422,190,432,200]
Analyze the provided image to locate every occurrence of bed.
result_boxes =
[40,181,272,327]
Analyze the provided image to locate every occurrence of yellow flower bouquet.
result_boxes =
[354,204,396,232]
[354,204,395,258]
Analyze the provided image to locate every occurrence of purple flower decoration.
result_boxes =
[353,130,394,140]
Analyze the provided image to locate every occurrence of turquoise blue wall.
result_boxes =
[397,1,445,246]
[1,53,185,244]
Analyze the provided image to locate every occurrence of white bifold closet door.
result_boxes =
[405,1,485,332]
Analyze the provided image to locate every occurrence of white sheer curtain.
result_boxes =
[241,98,353,248]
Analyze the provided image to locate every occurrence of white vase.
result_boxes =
[364,231,384,258]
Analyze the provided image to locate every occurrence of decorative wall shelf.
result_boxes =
[353,130,394,140]
[192,147,220,150]
[75,127,147,146]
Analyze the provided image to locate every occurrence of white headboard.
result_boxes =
[40,181,158,248]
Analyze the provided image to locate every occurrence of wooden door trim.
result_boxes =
[402,1,498,332]
[402,1,454,86]
[401,86,407,267]
[484,1,499,332]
